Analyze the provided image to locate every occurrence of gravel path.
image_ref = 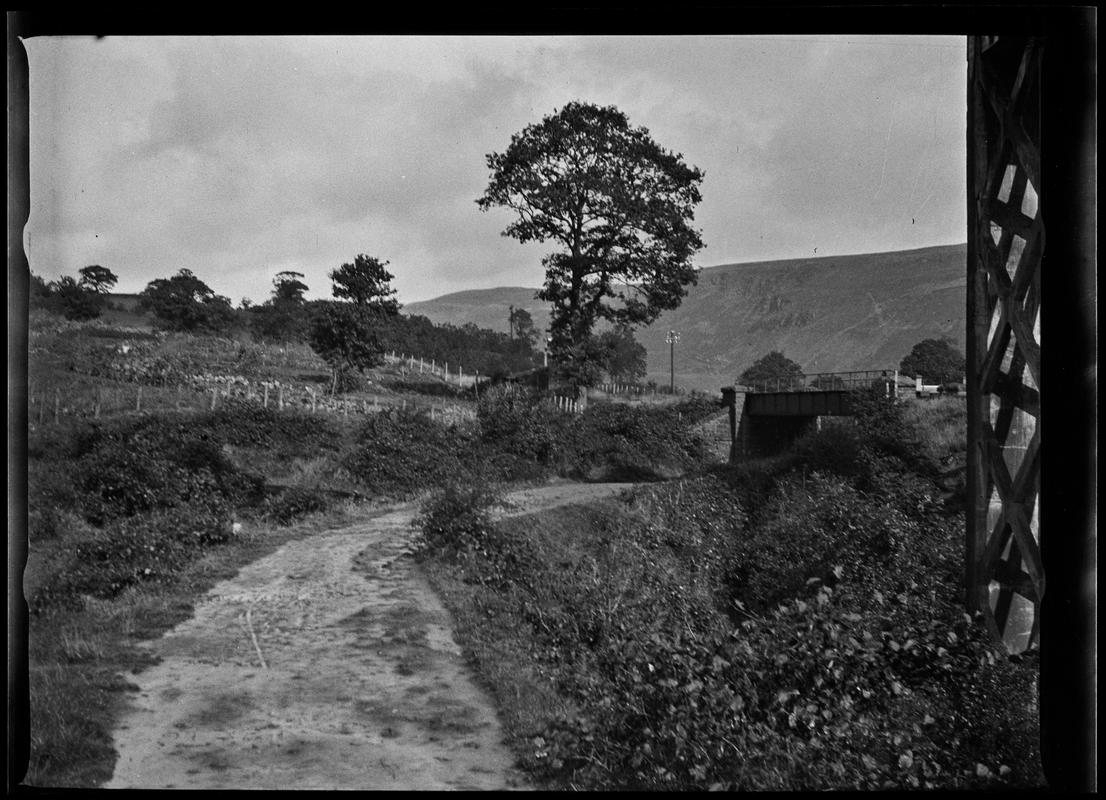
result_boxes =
[105,481,634,790]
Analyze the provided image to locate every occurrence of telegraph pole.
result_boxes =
[665,330,680,394]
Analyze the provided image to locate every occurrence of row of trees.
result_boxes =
[737,338,966,388]
[30,265,120,321]
[32,102,699,397]
[32,101,962,396]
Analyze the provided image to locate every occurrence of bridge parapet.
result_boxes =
[744,369,899,396]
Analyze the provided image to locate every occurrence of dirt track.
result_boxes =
[105,481,633,790]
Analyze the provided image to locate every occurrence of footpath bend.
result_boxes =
[105,482,633,790]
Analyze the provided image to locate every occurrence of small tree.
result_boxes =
[140,269,236,333]
[597,325,647,383]
[272,270,309,304]
[329,254,400,313]
[251,270,311,343]
[77,264,118,294]
[739,351,805,389]
[508,305,539,347]
[308,302,388,394]
[900,337,965,385]
[477,101,705,390]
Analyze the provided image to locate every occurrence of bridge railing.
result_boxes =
[744,370,899,395]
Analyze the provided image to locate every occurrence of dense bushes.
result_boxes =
[30,500,233,613]
[342,408,477,495]
[476,386,566,467]
[418,386,1039,790]
[264,487,330,525]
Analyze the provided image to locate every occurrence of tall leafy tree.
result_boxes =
[139,269,235,333]
[477,101,705,387]
[900,337,965,384]
[739,351,805,389]
[329,254,400,313]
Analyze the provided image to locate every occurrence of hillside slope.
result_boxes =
[404,244,966,391]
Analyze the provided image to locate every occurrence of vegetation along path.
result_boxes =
[105,481,634,790]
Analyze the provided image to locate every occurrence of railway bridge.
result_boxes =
[721,370,899,460]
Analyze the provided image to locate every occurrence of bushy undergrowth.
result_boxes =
[26,409,279,613]
[474,385,710,481]
[342,408,479,495]
[264,486,330,525]
[418,387,1040,791]
[30,500,233,613]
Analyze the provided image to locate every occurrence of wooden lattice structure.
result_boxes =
[965,36,1044,654]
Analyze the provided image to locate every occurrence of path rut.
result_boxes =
[105,481,634,790]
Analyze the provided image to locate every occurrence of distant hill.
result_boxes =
[404,243,967,393]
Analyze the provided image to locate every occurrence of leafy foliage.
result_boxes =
[508,305,539,346]
[342,408,472,495]
[307,301,389,393]
[139,269,237,334]
[53,276,103,321]
[900,337,965,384]
[739,351,804,388]
[566,402,709,481]
[477,101,704,382]
[265,486,329,525]
[329,254,400,313]
[77,265,118,294]
[596,324,647,383]
[380,313,539,378]
[476,384,566,466]
[413,482,502,558]
[249,271,311,343]
[29,501,233,613]
[421,395,1040,791]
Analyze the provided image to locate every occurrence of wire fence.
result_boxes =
[25,379,480,428]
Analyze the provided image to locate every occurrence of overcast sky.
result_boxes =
[24,34,966,305]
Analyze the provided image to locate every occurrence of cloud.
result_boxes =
[24,35,965,304]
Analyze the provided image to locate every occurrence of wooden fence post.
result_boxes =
[211,388,217,411]
[263,383,269,408]
[310,388,317,413]
[136,386,143,412]
[278,385,284,411]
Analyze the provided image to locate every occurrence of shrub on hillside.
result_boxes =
[69,415,265,524]
[188,400,343,453]
[565,403,708,480]
[424,468,1040,790]
[477,385,567,466]
[669,392,724,424]
[413,482,502,558]
[264,486,329,525]
[343,408,474,495]
[727,472,918,612]
[30,501,233,613]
